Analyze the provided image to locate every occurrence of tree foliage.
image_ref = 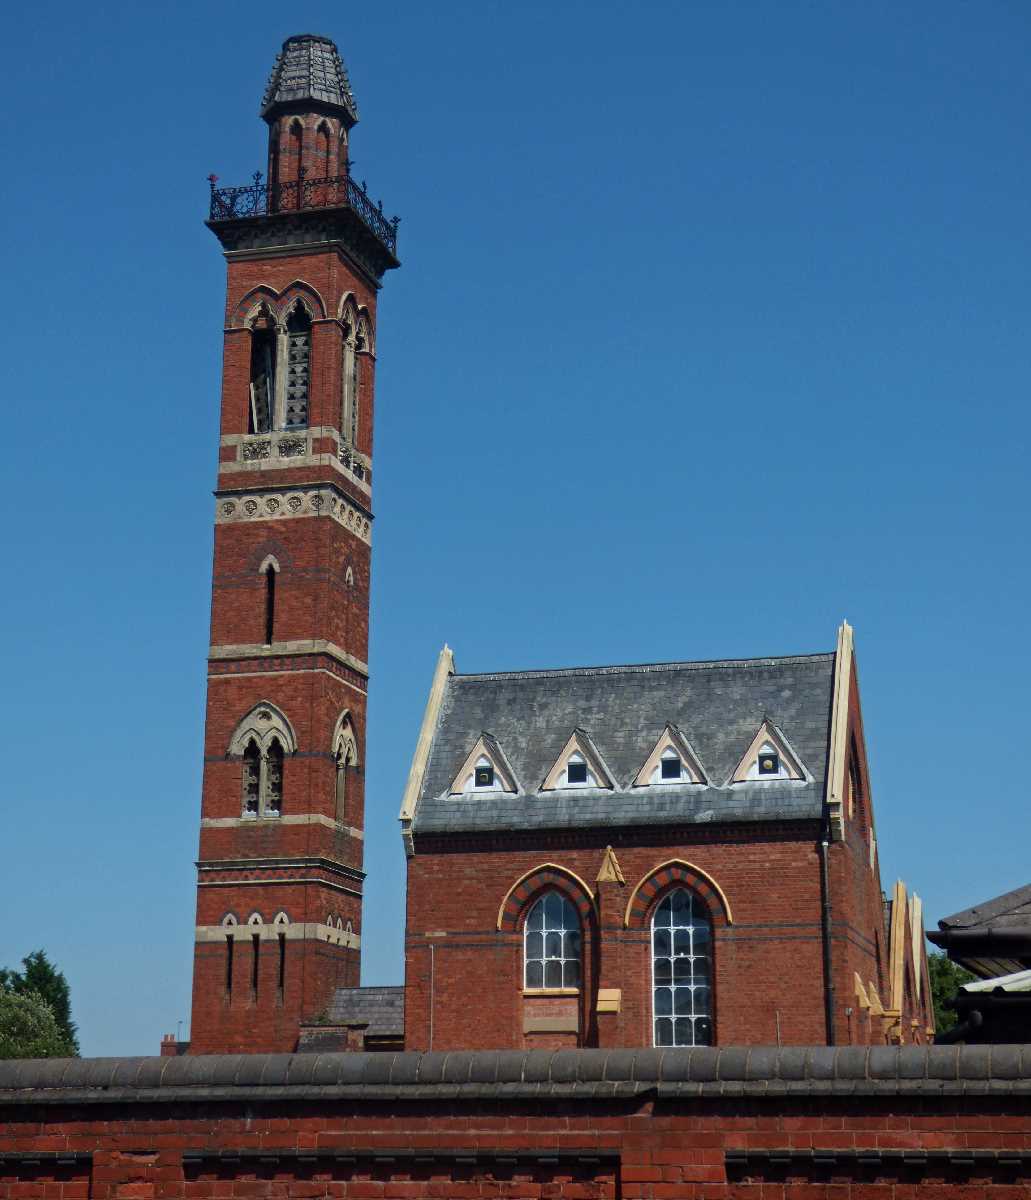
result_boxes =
[0,990,76,1059]
[927,950,975,1033]
[0,950,79,1054]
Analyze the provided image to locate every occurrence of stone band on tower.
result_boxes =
[187,34,399,1054]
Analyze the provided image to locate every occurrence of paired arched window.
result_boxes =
[334,716,358,823]
[651,888,712,1046]
[524,891,581,989]
[229,704,296,819]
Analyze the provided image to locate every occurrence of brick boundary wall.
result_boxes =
[3,1047,1031,1198]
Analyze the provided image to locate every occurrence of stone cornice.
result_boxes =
[208,640,369,677]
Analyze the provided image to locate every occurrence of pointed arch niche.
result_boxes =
[229,703,297,819]
[332,710,359,824]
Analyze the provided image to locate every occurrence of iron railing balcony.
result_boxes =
[208,169,399,257]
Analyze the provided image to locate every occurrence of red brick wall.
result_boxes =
[188,150,385,1053]
[405,829,841,1051]
[4,1093,1029,1198]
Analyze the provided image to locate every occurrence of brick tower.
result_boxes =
[187,34,399,1054]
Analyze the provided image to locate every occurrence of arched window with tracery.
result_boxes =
[524,891,581,989]
[333,714,358,823]
[651,888,712,1046]
[230,704,296,819]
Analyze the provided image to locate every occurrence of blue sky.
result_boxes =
[2,1,1028,1055]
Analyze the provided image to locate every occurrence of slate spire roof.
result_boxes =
[261,34,359,125]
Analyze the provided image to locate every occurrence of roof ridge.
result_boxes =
[454,652,835,682]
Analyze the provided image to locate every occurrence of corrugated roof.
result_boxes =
[412,652,835,836]
[261,34,358,123]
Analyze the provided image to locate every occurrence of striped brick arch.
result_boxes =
[624,859,733,929]
[497,864,596,932]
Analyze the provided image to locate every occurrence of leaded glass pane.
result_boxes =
[651,888,713,1047]
[524,891,582,991]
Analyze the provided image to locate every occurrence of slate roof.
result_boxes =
[412,653,836,837]
[3,1046,1031,1102]
[937,884,1031,934]
[261,34,358,124]
[325,986,404,1036]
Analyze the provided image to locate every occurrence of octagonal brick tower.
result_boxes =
[187,34,399,1054]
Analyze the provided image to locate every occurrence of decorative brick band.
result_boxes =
[216,486,371,544]
[624,859,733,928]
[497,864,596,932]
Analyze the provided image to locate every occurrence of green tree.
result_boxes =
[0,950,79,1053]
[0,990,76,1058]
[927,950,975,1033]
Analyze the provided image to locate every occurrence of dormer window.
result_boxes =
[474,761,495,789]
[660,752,682,780]
[758,750,780,776]
[565,755,588,785]
[540,730,613,792]
[448,736,518,795]
[730,721,808,784]
[632,725,706,788]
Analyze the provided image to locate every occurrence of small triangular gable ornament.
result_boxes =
[596,845,625,885]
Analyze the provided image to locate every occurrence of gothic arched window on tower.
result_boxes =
[284,306,312,429]
[248,314,277,434]
[651,888,713,1047]
[524,892,581,990]
[334,717,358,824]
[263,563,277,645]
[242,740,261,816]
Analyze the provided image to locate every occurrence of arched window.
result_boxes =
[333,715,358,823]
[265,739,284,816]
[242,740,261,815]
[288,120,303,183]
[524,892,581,989]
[316,122,331,177]
[284,305,311,429]
[651,888,712,1047]
[263,562,277,644]
[230,703,296,819]
[248,308,277,434]
[268,124,280,186]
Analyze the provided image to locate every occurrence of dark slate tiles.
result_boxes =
[414,653,835,835]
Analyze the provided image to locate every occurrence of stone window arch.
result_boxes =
[332,711,359,823]
[497,864,595,933]
[229,704,296,819]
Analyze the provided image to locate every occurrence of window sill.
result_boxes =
[522,988,580,997]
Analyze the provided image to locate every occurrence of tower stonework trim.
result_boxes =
[188,32,398,1055]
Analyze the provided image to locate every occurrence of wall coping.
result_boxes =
[3,1047,1031,1103]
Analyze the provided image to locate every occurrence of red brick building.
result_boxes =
[399,635,932,1052]
[187,34,399,1055]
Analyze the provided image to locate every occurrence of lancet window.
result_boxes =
[651,888,713,1047]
